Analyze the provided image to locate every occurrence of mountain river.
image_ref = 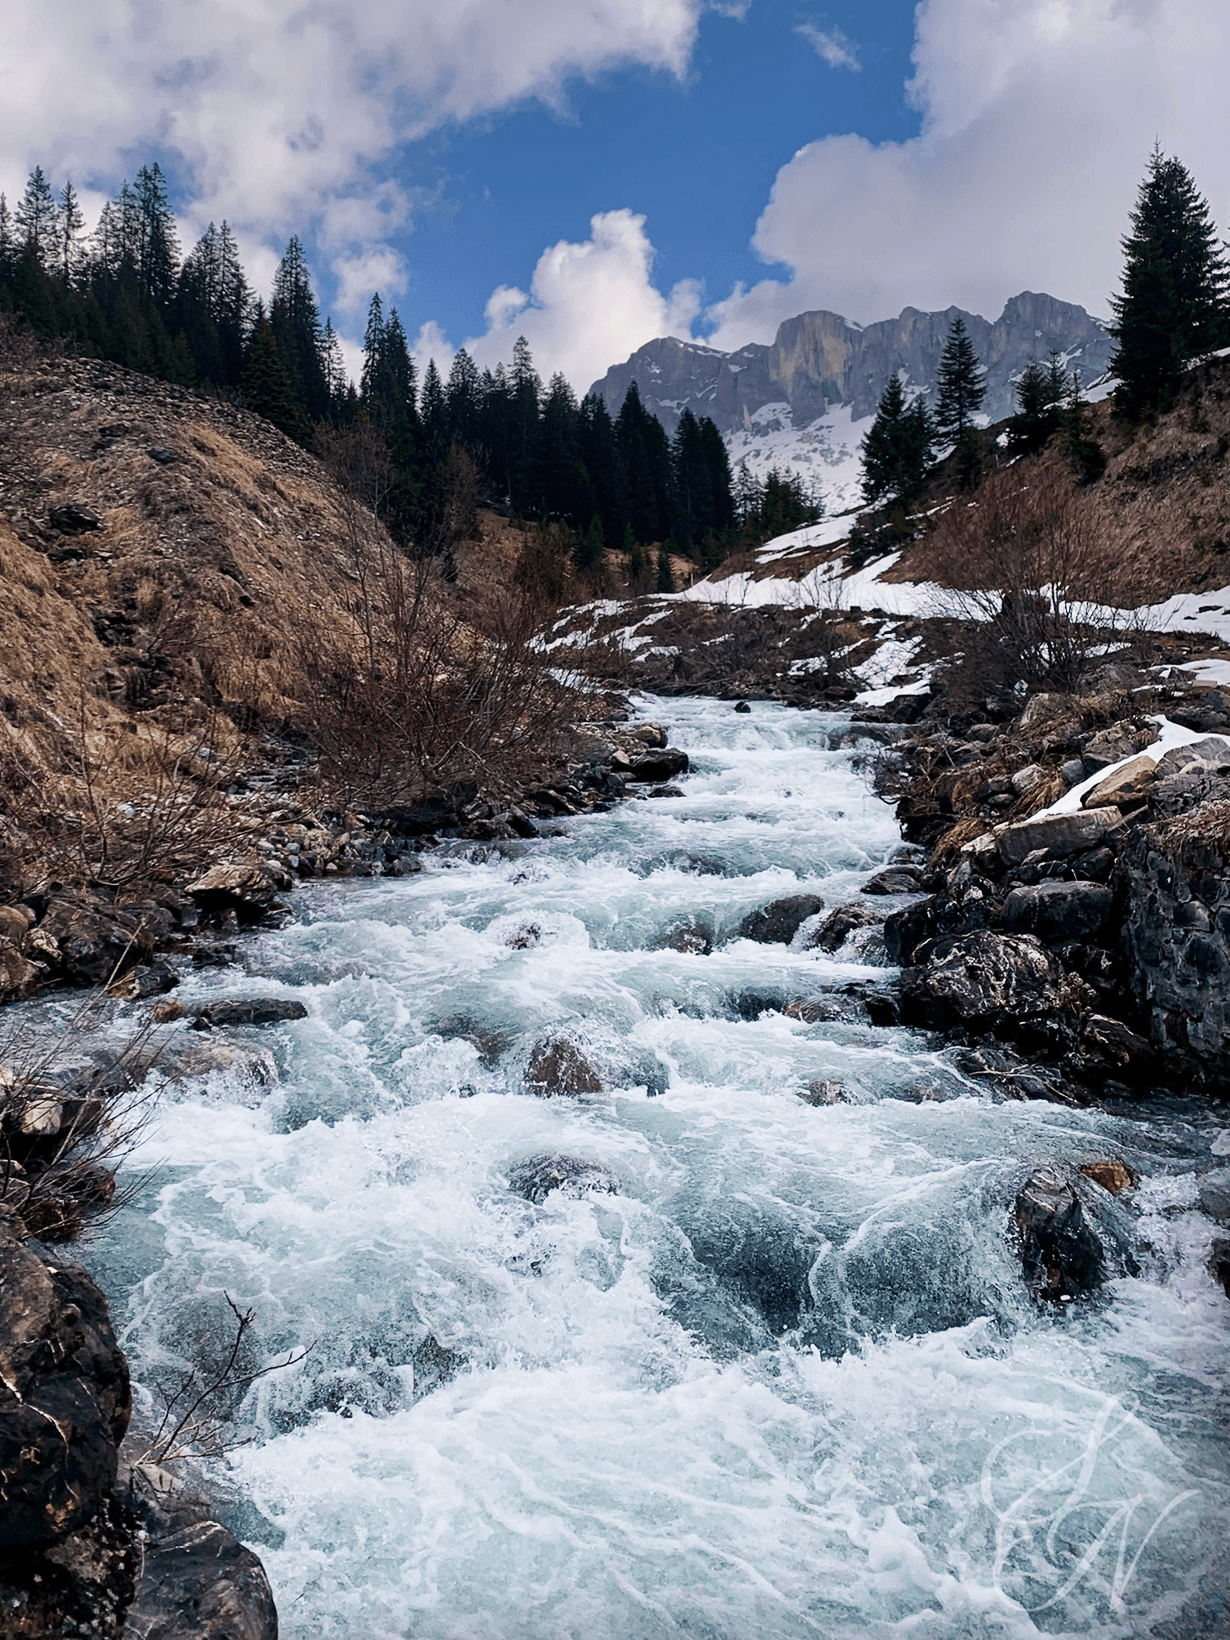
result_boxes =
[78,695,1230,1637]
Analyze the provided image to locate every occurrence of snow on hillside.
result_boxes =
[725,402,873,514]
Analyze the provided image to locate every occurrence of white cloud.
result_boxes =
[412,321,456,377]
[795,23,860,71]
[332,247,409,316]
[707,0,1230,349]
[0,0,701,298]
[462,209,701,393]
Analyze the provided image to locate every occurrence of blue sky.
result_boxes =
[3,0,1228,393]
[402,1,921,350]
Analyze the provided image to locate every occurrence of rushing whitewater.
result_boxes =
[85,697,1229,1638]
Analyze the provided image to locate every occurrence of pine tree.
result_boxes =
[270,235,329,421]
[574,514,606,574]
[14,167,57,268]
[656,543,675,592]
[861,373,935,505]
[1007,352,1067,456]
[0,195,13,279]
[934,315,986,444]
[446,349,482,450]
[321,319,348,411]
[242,310,306,442]
[132,164,179,307]
[1109,146,1229,418]
[420,358,449,465]
[1063,372,1107,485]
[56,181,86,284]
[508,336,541,513]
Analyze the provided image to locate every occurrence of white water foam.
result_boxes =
[81,696,1230,1638]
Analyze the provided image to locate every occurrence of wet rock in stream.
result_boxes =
[524,1036,605,1096]
[509,1154,619,1204]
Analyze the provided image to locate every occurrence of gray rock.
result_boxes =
[190,997,308,1030]
[124,1514,277,1640]
[995,806,1123,866]
[900,930,1079,1030]
[1014,1166,1106,1302]
[861,866,922,895]
[799,1079,847,1105]
[185,863,290,922]
[1198,1180,1230,1226]
[508,1153,618,1204]
[736,893,826,944]
[36,896,155,987]
[808,902,884,952]
[0,936,40,1001]
[626,748,690,782]
[524,1037,604,1096]
[49,502,103,533]
[654,915,714,955]
[0,1231,131,1545]
[1001,879,1114,941]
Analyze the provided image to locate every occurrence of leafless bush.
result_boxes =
[925,469,1153,693]
[0,698,240,893]
[137,1295,312,1469]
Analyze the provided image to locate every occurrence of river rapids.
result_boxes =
[83,696,1230,1638]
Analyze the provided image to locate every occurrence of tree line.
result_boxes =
[0,161,822,577]
[859,146,1229,514]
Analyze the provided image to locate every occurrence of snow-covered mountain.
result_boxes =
[589,292,1112,513]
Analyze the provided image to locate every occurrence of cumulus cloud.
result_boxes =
[0,0,701,295]
[462,209,702,393]
[795,23,860,71]
[707,0,1230,349]
[412,321,456,377]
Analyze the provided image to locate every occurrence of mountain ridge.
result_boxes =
[589,292,1114,510]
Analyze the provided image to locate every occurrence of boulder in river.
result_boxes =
[799,1079,847,1106]
[190,997,309,1030]
[123,1493,278,1640]
[900,930,1082,1031]
[185,862,291,922]
[735,894,826,944]
[626,748,690,783]
[655,915,715,955]
[861,865,922,895]
[508,1153,619,1204]
[808,902,883,953]
[0,1228,132,1546]
[36,896,154,987]
[1080,1159,1136,1195]
[524,1036,604,1096]
[1014,1166,1106,1302]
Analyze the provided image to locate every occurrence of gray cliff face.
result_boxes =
[590,292,1112,436]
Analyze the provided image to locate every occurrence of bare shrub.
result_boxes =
[925,469,1151,694]
[0,697,240,893]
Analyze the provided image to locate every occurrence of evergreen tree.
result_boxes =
[574,514,606,574]
[270,235,329,421]
[1109,146,1230,418]
[320,319,348,412]
[446,349,482,451]
[539,372,581,518]
[56,181,86,284]
[656,543,675,592]
[420,358,449,465]
[861,372,935,505]
[508,335,541,512]
[615,381,671,544]
[934,315,986,444]
[14,166,57,268]
[577,392,625,547]
[698,417,735,535]
[0,195,14,278]
[132,164,179,306]
[242,310,306,442]
[1064,372,1107,485]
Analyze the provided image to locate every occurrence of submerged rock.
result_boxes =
[1080,1159,1136,1195]
[626,748,690,782]
[509,1153,619,1204]
[799,1079,847,1106]
[524,1036,604,1096]
[655,914,714,955]
[735,893,826,944]
[1013,1166,1105,1302]
[861,866,922,895]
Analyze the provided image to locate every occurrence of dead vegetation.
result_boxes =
[0,325,588,897]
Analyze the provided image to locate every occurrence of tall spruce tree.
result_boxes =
[861,372,935,505]
[14,167,57,268]
[242,310,306,441]
[935,315,986,444]
[270,236,329,421]
[56,181,86,284]
[1109,147,1229,418]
